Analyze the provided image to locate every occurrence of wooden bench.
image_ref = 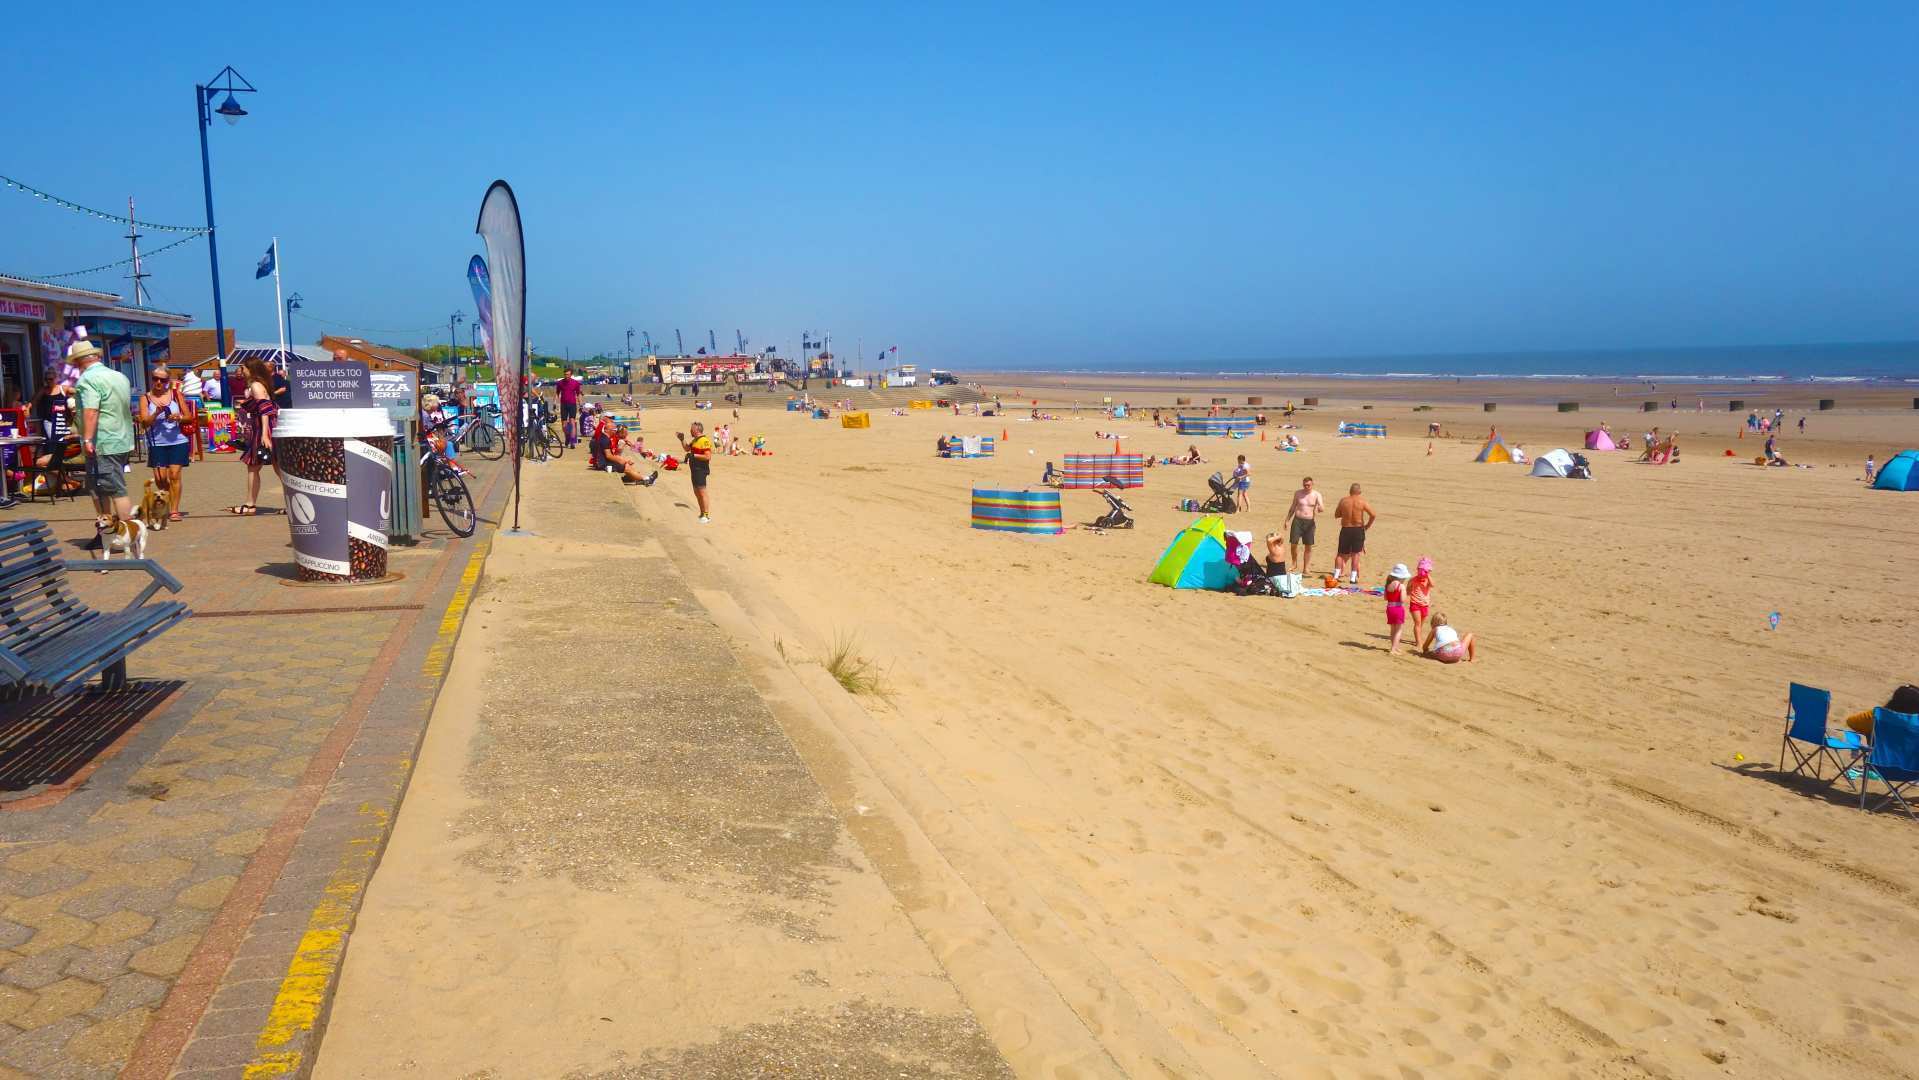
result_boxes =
[0,519,189,696]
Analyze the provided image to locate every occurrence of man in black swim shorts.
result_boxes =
[1332,482,1376,585]
[676,421,713,522]
[1283,476,1325,576]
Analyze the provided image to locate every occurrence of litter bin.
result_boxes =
[277,407,397,583]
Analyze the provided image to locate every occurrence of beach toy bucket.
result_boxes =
[276,407,396,583]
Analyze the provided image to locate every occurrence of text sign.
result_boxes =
[288,359,373,407]
[370,370,417,422]
[0,299,48,321]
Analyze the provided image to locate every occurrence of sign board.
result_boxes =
[0,299,48,321]
[287,359,373,407]
[85,317,170,340]
[370,369,418,423]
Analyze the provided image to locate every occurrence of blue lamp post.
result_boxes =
[195,66,257,361]
[284,292,302,348]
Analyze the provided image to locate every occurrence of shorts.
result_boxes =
[1289,517,1316,545]
[688,460,711,489]
[561,402,580,420]
[1337,525,1367,556]
[1385,602,1406,627]
[1409,601,1430,621]
[148,441,191,468]
[1432,642,1465,664]
[1234,477,1250,492]
[87,452,130,497]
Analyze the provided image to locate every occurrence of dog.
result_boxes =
[95,517,147,563]
[138,480,168,531]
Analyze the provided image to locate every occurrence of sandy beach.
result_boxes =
[325,383,1918,1078]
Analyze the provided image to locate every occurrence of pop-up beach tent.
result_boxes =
[1148,515,1237,590]
[1872,450,1919,491]
[1530,448,1578,478]
[1584,428,1617,451]
[1473,434,1516,463]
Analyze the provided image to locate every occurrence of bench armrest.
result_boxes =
[61,558,185,609]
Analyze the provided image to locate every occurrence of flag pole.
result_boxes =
[272,237,287,362]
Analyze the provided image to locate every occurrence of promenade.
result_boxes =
[0,450,505,1079]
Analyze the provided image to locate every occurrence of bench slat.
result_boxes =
[0,520,190,694]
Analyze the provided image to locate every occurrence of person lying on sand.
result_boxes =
[1423,612,1477,663]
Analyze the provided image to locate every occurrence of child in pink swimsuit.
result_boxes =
[1385,562,1412,654]
[1407,556,1435,645]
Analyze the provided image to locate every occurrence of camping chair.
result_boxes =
[1859,709,1919,818]
[1779,683,1865,789]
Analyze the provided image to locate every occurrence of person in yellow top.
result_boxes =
[676,421,713,522]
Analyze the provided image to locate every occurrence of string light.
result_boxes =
[34,232,207,281]
[2,174,210,233]
[295,312,443,336]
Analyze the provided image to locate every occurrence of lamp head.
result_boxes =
[216,93,248,125]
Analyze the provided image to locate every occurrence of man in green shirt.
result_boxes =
[71,338,142,553]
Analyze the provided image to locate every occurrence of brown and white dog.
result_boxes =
[95,517,147,562]
[138,480,169,532]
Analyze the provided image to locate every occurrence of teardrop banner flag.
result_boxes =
[467,254,494,363]
[475,181,526,529]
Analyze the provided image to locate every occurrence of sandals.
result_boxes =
[225,504,257,516]
[168,512,184,522]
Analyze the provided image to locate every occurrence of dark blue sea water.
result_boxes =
[1044,341,1919,383]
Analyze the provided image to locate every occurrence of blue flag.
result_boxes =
[255,242,275,279]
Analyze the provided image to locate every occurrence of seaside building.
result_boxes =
[0,272,191,403]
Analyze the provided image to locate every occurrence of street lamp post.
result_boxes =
[194,66,257,361]
[625,327,634,393]
[448,312,464,385]
[284,292,302,351]
[469,323,480,384]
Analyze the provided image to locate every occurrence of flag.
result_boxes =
[475,181,526,526]
[467,255,494,363]
[255,242,275,279]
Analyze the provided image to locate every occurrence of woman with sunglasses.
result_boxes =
[137,366,195,521]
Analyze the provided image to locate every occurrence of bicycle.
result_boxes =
[422,419,477,537]
[452,405,505,460]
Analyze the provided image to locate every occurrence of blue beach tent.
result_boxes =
[1872,450,1919,491]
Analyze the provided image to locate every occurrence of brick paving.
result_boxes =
[0,450,510,1077]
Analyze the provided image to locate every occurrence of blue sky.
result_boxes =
[5,2,1915,368]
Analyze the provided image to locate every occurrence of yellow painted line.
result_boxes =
[243,541,490,1077]
[420,540,491,679]
[242,804,389,1078]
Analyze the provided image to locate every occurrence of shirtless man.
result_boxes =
[1283,476,1326,576]
[1332,482,1376,584]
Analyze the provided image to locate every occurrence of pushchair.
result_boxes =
[1199,471,1237,514]
[1091,477,1134,529]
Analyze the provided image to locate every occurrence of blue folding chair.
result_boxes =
[1859,709,1919,819]
[1779,683,1865,789]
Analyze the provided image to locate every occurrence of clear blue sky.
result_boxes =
[6,1,1915,368]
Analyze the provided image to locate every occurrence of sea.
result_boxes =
[1034,341,1919,384]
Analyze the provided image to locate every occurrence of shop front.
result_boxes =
[0,274,191,406]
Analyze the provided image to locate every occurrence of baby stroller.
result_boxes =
[1200,471,1237,514]
[1091,477,1134,530]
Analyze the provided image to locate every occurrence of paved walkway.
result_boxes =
[0,449,508,1078]
[312,455,1012,1077]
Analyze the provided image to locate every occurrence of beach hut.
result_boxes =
[1584,428,1617,451]
[1058,453,1146,489]
[1529,449,1580,478]
[1148,516,1236,590]
[1336,422,1387,438]
[841,411,870,428]
[1176,415,1255,438]
[1473,434,1516,463]
[970,489,1064,535]
[940,435,995,458]
[1871,450,1919,491]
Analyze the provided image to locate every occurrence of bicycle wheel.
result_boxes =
[467,422,504,460]
[543,423,565,459]
[433,464,477,537]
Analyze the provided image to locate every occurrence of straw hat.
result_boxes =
[1388,563,1412,580]
[65,338,102,363]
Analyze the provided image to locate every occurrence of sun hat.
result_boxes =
[1389,563,1412,580]
[1416,556,1434,574]
[65,339,103,363]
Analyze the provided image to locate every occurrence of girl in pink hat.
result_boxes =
[1407,556,1436,645]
